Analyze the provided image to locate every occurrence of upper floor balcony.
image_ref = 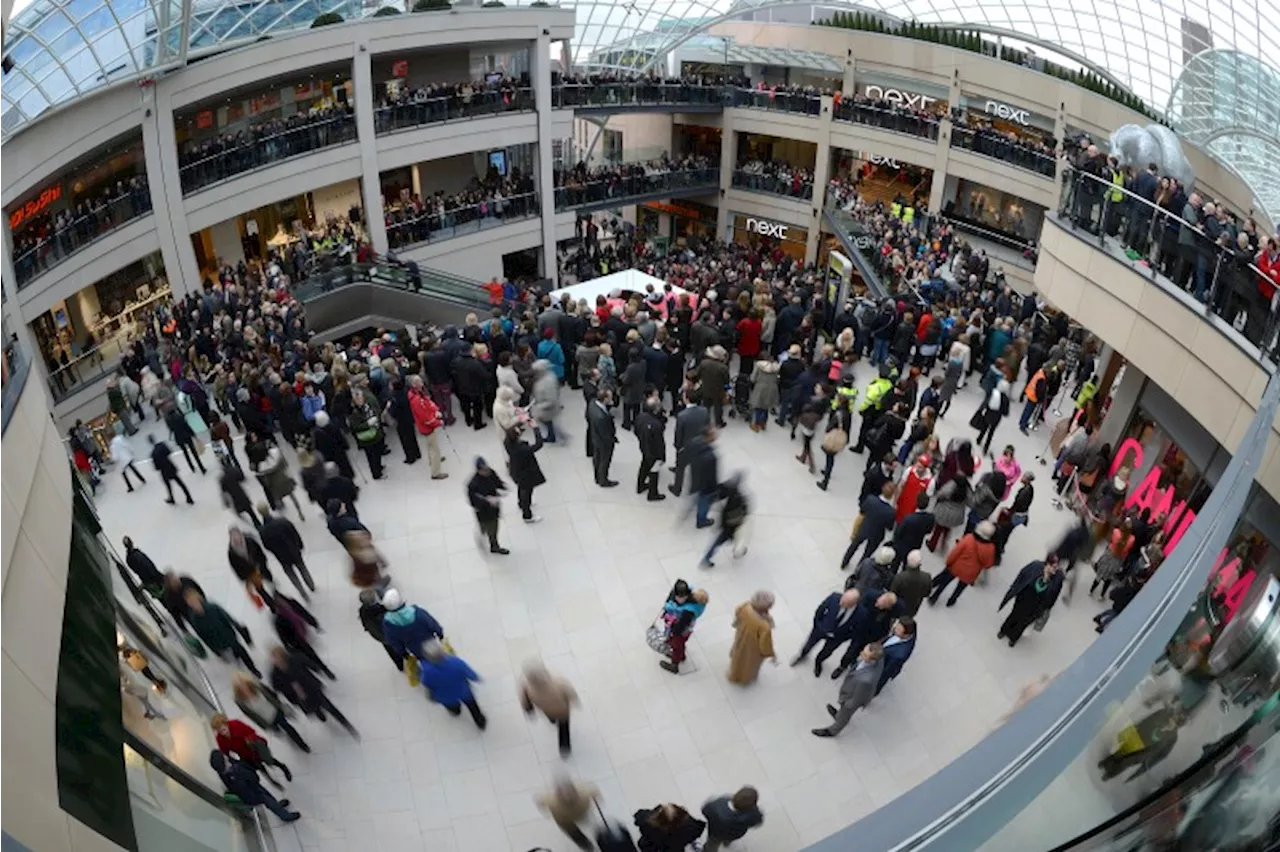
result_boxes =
[553,165,719,214]
[375,85,535,136]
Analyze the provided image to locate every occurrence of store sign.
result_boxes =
[853,235,876,249]
[864,85,936,111]
[196,110,214,129]
[9,184,62,230]
[984,100,1030,125]
[870,155,901,168]
[746,218,788,239]
[392,60,409,78]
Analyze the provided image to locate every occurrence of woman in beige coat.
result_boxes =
[727,591,777,685]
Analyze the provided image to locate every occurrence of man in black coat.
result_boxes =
[268,646,359,737]
[669,391,709,497]
[831,589,904,679]
[452,345,490,430]
[892,493,935,571]
[633,399,667,501]
[841,480,896,570]
[686,427,720,528]
[149,435,194,505]
[859,454,897,503]
[311,411,354,479]
[164,406,207,473]
[504,427,546,523]
[467,457,510,553]
[122,536,165,593]
[320,461,360,517]
[258,503,314,597]
[586,388,618,488]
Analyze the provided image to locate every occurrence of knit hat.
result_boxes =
[474,456,488,470]
[380,588,404,611]
[874,546,895,566]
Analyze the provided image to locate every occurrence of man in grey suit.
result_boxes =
[668,390,709,497]
[586,388,618,488]
[811,642,885,738]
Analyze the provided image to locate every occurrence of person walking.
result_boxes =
[407,375,449,479]
[727,591,777,685]
[587,387,619,487]
[701,787,764,852]
[668,390,709,497]
[121,536,165,596]
[268,645,359,738]
[876,617,917,695]
[272,592,333,679]
[164,405,207,474]
[504,426,546,523]
[109,422,147,492]
[184,587,260,676]
[357,589,402,669]
[790,589,862,677]
[530,359,564,443]
[418,638,487,729]
[536,776,599,851]
[257,504,314,598]
[840,479,897,570]
[220,459,261,528]
[928,521,998,607]
[634,398,667,501]
[231,671,310,753]
[249,438,304,519]
[699,473,750,567]
[227,526,275,610]
[467,457,510,554]
[311,411,354,479]
[811,642,885,737]
[634,803,706,851]
[149,434,194,505]
[211,713,292,787]
[998,555,1065,646]
[687,426,720,528]
[209,751,300,823]
[815,395,852,491]
[973,378,1011,456]
[519,660,579,755]
[892,494,934,572]
[379,588,445,663]
[656,579,708,675]
[890,551,932,616]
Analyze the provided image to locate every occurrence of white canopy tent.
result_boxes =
[549,269,687,305]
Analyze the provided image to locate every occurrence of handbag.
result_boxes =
[968,406,986,430]
[403,653,420,687]
[821,427,849,454]
[645,614,672,656]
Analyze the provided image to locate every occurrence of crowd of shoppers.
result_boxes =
[733,159,816,200]
[384,172,537,249]
[375,74,530,131]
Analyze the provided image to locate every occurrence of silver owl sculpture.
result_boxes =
[1109,124,1196,187]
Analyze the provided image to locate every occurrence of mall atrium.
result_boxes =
[1,1,1279,850]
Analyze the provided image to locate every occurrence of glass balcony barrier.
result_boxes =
[823,200,894,296]
[385,192,540,251]
[375,86,534,134]
[12,185,155,290]
[832,99,942,140]
[553,81,726,109]
[290,254,491,311]
[553,167,719,211]
[1059,165,1279,363]
[731,168,815,201]
[951,125,1057,176]
[178,112,358,196]
[725,86,823,116]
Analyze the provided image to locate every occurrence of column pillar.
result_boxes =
[143,81,202,298]
[533,31,558,285]
[1096,362,1145,449]
[842,50,855,96]
[1053,94,1068,196]
[352,39,388,255]
[929,118,952,213]
[806,95,834,265]
[715,113,735,242]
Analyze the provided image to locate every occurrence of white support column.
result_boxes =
[143,82,202,298]
[352,39,388,255]
[807,95,834,265]
[715,112,735,241]
[533,30,558,285]
[929,118,952,213]
[0,222,50,407]
[843,50,855,96]
[1096,362,1144,449]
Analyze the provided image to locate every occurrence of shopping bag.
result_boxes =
[403,653,420,687]
[645,615,671,655]
[850,512,864,539]
[821,428,848,454]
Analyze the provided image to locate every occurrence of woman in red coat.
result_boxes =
[211,713,292,787]
[735,309,763,378]
[896,454,933,524]
[407,375,448,480]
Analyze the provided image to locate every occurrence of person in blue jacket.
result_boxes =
[379,588,444,660]
[418,638,487,729]
[876,616,917,694]
[536,328,566,381]
[789,589,862,677]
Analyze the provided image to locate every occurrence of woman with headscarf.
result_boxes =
[658,580,709,675]
[727,591,776,685]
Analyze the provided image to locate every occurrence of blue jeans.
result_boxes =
[696,490,714,526]
[1019,399,1038,430]
[542,419,557,443]
[871,338,890,365]
[703,529,733,563]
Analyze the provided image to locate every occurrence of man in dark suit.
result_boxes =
[840,479,896,570]
[859,454,897,503]
[812,642,886,737]
[892,493,935,571]
[1125,161,1160,255]
[790,589,862,677]
[831,589,904,680]
[586,387,618,487]
[876,616,916,695]
[669,390,709,497]
[633,399,667,501]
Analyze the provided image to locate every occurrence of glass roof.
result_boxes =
[3,0,1277,218]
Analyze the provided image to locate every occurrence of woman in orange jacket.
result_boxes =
[927,521,997,607]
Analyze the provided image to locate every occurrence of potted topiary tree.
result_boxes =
[311,11,343,26]
[372,5,400,14]
[412,0,451,10]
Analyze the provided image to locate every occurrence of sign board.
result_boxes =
[9,184,62,230]
[870,155,901,169]
[864,84,937,111]
[984,99,1031,125]
[392,60,409,78]
[746,217,788,238]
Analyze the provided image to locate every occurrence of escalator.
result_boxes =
[293,255,493,339]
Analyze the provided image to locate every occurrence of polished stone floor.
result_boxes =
[97,370,1102,852]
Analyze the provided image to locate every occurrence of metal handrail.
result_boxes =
[731,168,815,201]
[375,86,534,133]
[949,124,1057,176]
[552,167,719,210]
[385,192,540,251]
[178,112,357,194]
[1,338,32,434]
[13,187,155,289]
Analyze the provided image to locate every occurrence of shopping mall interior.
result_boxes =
[2,2,1279,851]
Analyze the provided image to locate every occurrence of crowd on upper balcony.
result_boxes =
[734,160,816,200]
[375,74,530,129]
[12,175,153,287]
[384,171,537,249]
[949,109,1057,174]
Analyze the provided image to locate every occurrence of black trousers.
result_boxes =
[121,462,147,490]
[517,483,535,519]
[162,474,193,503]
[313,693,358,736]
[459,394,485,428]
[796,626,849,666]
[670,448,687,495]
[445,696,487,727]
[363,443,384,479]
[593,447,613,485]
[179,439,206,473]
[637,456,660,497]
[622,403,640,429]
[398,422,421,462]
[272,713,310,752]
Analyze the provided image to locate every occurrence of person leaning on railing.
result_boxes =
[376,74,527,131]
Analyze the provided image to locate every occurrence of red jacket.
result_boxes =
[216,719,265,762]
[916,313,933,342]
[409,387,442,435]
[1259,250,1280,302]
[736,318,763,357]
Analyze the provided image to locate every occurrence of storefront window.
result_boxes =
[831,148,933,208]
[944,179,1046,241]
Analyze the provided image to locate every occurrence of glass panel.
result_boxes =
[123,744,251,852]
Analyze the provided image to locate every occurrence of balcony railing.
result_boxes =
[553,81,726,109]
[178,112,358,196]
[726,87,823,116]
[553,168,719,211]
[12,187,154,290]
[385,192,540,251]
[951,125,1057,176]
[375,87,534,134]
[833,100,941,140]
[731,169,815,201]
[1059,165,1278,361]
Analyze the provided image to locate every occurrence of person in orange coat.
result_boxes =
[895,453,933,524]
[927,521,997,607]
[407,375,448,480]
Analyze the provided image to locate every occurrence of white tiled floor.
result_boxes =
[97,374,1104,852]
